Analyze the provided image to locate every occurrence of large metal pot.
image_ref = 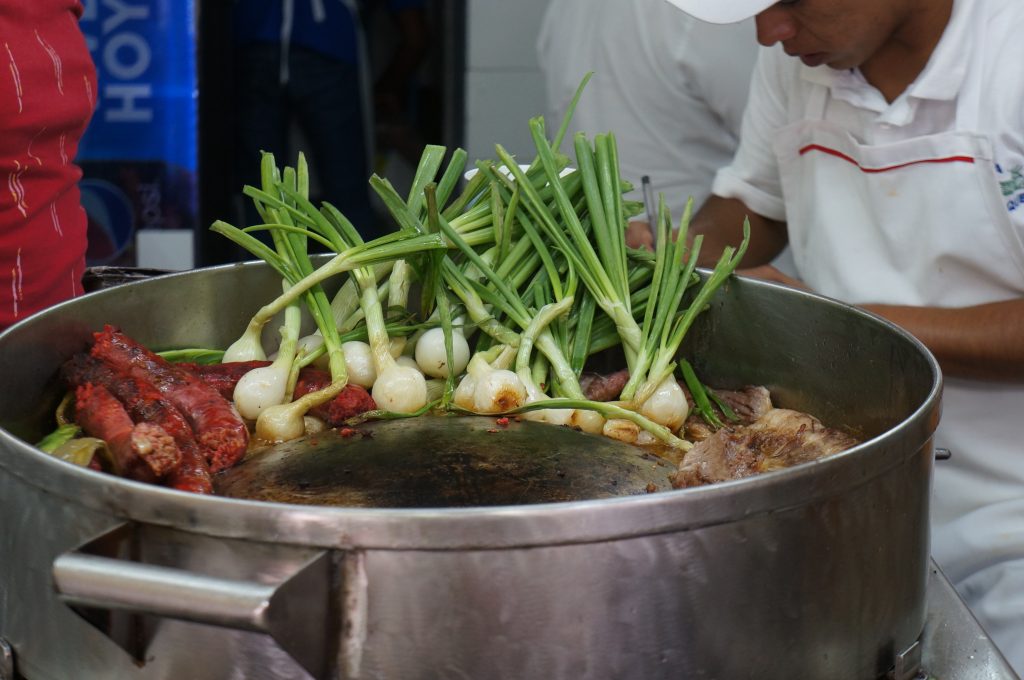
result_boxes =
[0,261,941,680]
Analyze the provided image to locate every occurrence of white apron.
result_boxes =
[773,83,1024,671]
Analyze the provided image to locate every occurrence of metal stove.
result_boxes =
[916,562,1018,680]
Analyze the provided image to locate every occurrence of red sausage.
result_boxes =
[62,354,214,494]
[90,326,249,472]
[73,383,179,482]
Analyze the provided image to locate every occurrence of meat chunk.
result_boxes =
[580,369,630,402]
[670,408,860,489]
[73,383,180,482]
[292,368,377,426]
[90,326,249,472]
[683,385,774,442]
[711,385,774,423]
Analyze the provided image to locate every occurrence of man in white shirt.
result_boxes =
[667,0,1024,671]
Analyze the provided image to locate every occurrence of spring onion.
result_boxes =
[206,75,750,455]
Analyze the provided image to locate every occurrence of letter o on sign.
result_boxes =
[103,32,151,80]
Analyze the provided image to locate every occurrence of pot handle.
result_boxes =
[53,550,335,679]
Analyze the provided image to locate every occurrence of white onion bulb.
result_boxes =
[638,377,689,431]
[297,334,331,370]
[540,405,574,426]
[396,355,420,370]
[256,380,345,443]
[472,368,526,414]
[603,418,640,444]
[521,384,573,425]
[521,383,550,423]
[636,430,658,446]
[233,364,288,420]
[371,365,428,413]
[256,402,307,442]
[415,327,470,378]
[456,352,526,414]
[223,330,267,363]
[569,409,605,434]
[453,372,478,410]
[342,341,376,388]
[303,415,328,435]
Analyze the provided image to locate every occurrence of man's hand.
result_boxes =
[691,195,788,268]
[626,220,655,250]
[736,264,808,290]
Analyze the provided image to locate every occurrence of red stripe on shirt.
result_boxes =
[798,144,976,173]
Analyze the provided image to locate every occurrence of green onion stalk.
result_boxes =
[229,155,307,422]
[211,224,446,381]
[496,129,644,370]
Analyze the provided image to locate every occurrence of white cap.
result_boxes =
[662,0,776,24]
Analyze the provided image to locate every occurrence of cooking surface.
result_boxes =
[215,416,675,507]
[922,562,1019,679]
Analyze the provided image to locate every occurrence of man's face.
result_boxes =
[754,0,911,70]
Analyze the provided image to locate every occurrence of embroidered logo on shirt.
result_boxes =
[996,163,1024,212]
[998,164,1024,197]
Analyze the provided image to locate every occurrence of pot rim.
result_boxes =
[0,387,940,552]
[0,266,943,551]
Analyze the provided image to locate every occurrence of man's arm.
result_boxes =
[735,258,1024,380]
[625,195,788,262]
[735,262,1024,381]
[863,300,1024,381]
[690,195,788,267]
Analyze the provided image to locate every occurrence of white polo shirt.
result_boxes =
[537,0,758,218]
[712,0,1024,231]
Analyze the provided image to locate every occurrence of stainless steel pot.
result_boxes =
[0,261,941,680]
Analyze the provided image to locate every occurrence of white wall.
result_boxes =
[463,0,549,166]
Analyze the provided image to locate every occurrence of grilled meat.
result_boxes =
[62,354,214,493]
[90,326,249,472]
[671,407,859,488]
[292,367,377,426]
[683,385,774,441]
[164,440,216,494]
[73,383,180,481]
[580,369,630,402]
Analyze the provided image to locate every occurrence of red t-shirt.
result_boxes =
[0,1,96,329]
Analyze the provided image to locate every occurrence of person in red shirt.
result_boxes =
[0,1,97,330]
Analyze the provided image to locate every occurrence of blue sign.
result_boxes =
[76,0,198,265]
[78,0,197,170]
